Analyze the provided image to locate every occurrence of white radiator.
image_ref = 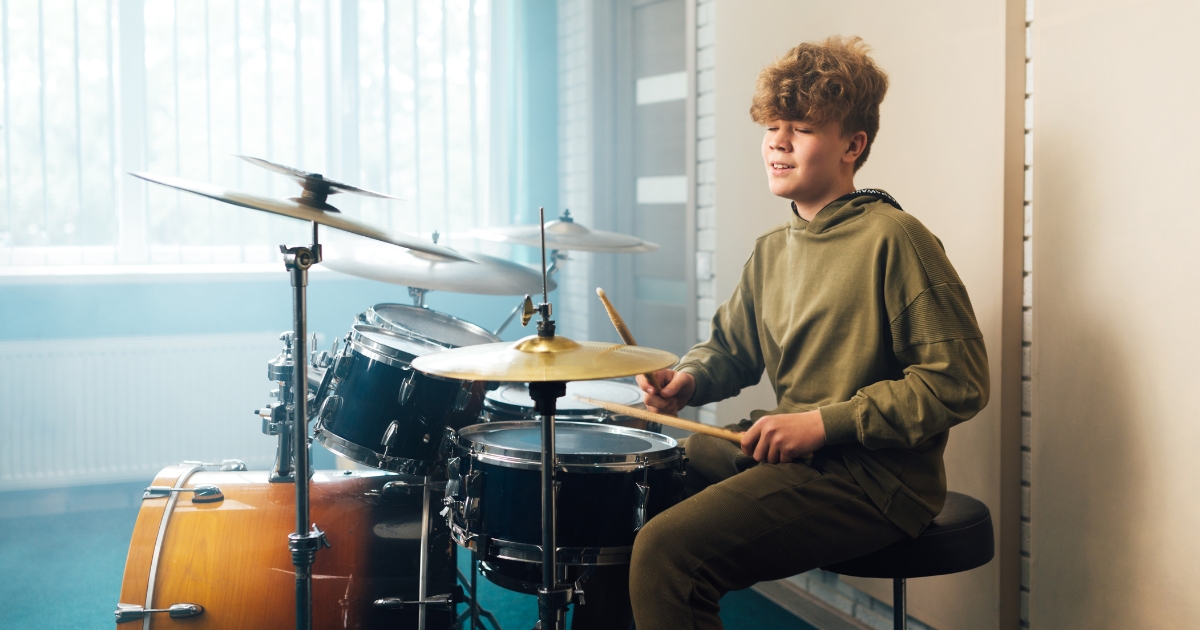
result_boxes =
[0,333,286,490]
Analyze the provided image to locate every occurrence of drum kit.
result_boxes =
[113,157,683,630]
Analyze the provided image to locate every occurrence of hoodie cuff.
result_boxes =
[819,399,860,445]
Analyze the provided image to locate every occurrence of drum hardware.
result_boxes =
[143,485,224,503]
[177,459,248,471]
[413,208,678,630]
[131,156,469,630]
[374,593,457,610]
[114,602,204,623]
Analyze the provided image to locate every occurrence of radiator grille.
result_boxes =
[0,333,283,490]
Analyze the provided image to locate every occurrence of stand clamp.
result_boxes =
[288,524,331,569]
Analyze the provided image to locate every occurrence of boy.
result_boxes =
[624,36,990,628]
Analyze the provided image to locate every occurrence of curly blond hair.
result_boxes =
[750,36,889,170]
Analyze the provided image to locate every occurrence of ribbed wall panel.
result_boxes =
[0,333,282,490]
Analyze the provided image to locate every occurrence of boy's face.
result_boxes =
[761,119,860,204]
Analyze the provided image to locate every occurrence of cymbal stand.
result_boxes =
[528,207,573,630]
[282,221,330,630]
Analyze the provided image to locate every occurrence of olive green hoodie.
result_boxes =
[677,191,990,536]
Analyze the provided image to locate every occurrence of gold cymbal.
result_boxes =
[410,334,677,382]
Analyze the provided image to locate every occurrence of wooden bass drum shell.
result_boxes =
[116,466,455,629]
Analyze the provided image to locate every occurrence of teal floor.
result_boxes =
[0,498,812,629]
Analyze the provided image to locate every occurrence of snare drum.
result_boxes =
[444,422,683,567]
[483,380,656,430]
[314,325,481,474]
[363,303,501,348]
[116,465,455,629]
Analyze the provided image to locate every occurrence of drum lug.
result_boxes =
[143,485,224,504]
[397,372,416,405]
[441,426,460,458]
[453,382,473,411]
[633,482,650,532]
[381,420,401,460]
[445,457,463,497]
[332,351,355,379]
[463,470,484,525]
[317,394,342,421]
[572,566,597,606]
[114,602,204,623]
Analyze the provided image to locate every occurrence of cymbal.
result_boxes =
[471,210,659,253]
[322,232,556,295]
[237,155,394,203]
[130,172,472,262]
[410,334,677,382]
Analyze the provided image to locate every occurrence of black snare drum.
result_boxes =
[363,303,501,348]
[314,325,480,474]
[444,422,683,566]
[483,380,657,431]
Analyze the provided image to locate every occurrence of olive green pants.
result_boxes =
[572,433,907,630]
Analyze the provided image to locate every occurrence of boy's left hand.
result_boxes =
[741,410,827,464]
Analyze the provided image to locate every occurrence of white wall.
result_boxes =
[1029,1,1200,627]
[712,1,1021,627]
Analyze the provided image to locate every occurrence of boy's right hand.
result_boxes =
[638,370,695,416]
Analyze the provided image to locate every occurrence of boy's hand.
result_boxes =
[637,370,695,416]
[741,410,827,464]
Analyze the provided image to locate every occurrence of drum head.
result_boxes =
[368,303,500,348]
[457,421,678,470]
[350,324,445,365]
[485,380,644,415]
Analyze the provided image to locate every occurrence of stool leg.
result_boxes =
[893,578,906,630]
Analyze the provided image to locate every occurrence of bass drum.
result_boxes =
[115,466,456,629]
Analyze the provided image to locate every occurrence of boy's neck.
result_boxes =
[791,181,857,222]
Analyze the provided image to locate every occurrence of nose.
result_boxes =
[767,128,791,152]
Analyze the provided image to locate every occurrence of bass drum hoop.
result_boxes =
[455,421,680,473]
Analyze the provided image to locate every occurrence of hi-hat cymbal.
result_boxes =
[130,172,472,262]
[410,334,677,382]
[322,233,556,295]
[471,210,659,253]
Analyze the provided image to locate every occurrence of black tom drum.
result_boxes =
[444,421,683,567]
[482,380,657,431]
[314,325,480,474]
[363,303,501,348]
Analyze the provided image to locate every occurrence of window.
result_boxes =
[0,0,492,268]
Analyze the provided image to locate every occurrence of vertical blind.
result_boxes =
[0,0,492,266]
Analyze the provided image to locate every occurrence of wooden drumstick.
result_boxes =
[575,395,743,444]
[595,287,662,392]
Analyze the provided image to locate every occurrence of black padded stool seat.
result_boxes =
[821,491,994,629]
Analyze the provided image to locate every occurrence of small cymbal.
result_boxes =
[471,210,659,253]
[130,172,472,262]
[410,334,677,382]
[322,233,556,295]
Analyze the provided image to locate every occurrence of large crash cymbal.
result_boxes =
[130,172,472,262]
[471,210,659,253]
[322,233,556,295]
[410,334,677,382]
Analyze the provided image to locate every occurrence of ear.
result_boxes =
[842,130,869,165]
